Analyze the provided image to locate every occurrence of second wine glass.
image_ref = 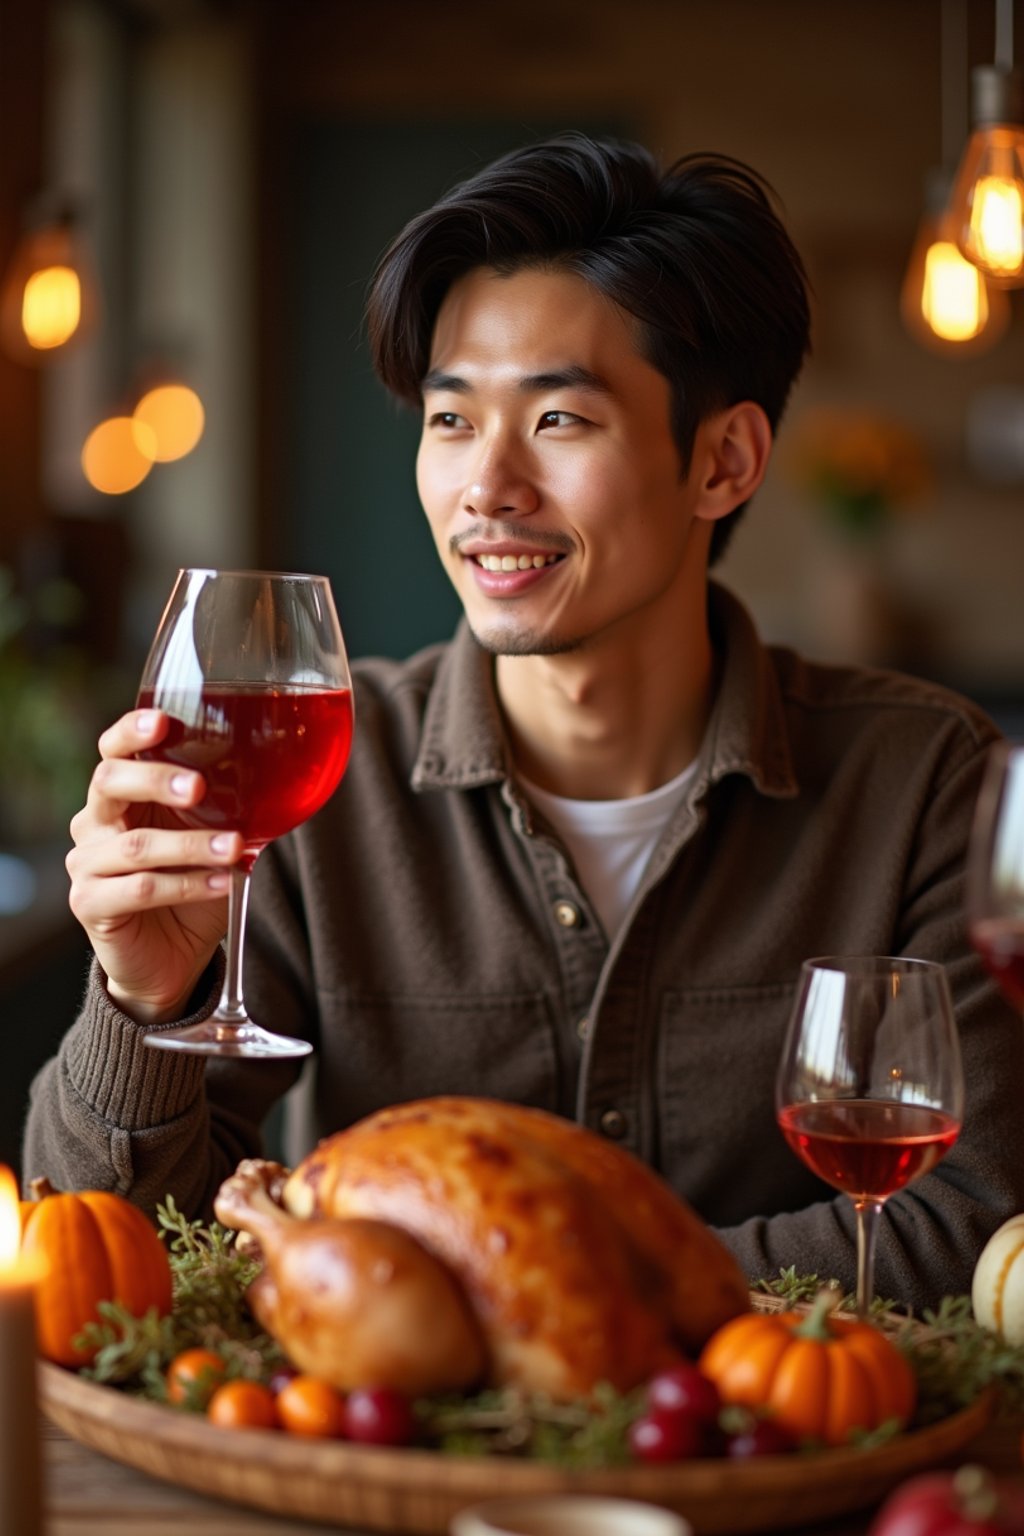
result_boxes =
[137,568,353,1059]
[776,956,963,1316]
[968,741,1024,1014]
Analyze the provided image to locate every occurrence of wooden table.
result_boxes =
[41,1412,1024,1536]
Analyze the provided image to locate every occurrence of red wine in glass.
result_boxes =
[137,569,353,1059]
[777,1099,961,1203]
[968,744,1024,1013]
[776,956,963,1316]
[137,684,353,866]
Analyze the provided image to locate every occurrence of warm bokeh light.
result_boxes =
[21,264,82,349]
[82,416,158,495]
[921,240,990,341]
[968,174,1024,276]
[0,1165,21,1269]
[133,383,205,462]
[952,127,1024,286]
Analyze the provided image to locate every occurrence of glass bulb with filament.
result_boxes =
[901,169,1010,353]
[950,66,1024,287]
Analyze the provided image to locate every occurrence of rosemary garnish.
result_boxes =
[76,1196,283,1389]
[418,1382,642,1467]
[754,1266,898,1317]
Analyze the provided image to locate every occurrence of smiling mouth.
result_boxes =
[472,553,563,572]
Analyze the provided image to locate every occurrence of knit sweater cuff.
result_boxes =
[64,956,223,1130]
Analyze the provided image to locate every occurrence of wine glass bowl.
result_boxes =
[776,956,963,1316]
[137,569,353,1058]
[967,742,1024,1011]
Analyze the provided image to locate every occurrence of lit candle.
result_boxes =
[0,1166,45,1536]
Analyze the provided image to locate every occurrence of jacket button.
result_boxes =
[576,1016,590,1041]
[554,900,581,928]
[599,1108,628,1140]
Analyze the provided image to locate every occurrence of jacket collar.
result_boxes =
[411,582,798,800]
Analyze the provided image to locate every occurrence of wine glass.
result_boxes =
[967,742,1024,1013]
[776,956,963,1317]
[137,569,353,1058]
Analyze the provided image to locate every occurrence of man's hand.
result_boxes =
[67,709,243,1024]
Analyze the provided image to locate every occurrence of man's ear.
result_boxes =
[692,402,773,522]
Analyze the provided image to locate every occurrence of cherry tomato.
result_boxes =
[628,1407,703,1463]
[647,1363,722,1426]
[276,1375,347,1438]
[726,1419,797,1458]
[343,1387,416,1447]
[165,1347,227,1408]
[207,1379,279,1430]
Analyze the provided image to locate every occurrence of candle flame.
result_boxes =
[0,1165,22,1268]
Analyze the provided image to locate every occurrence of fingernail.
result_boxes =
[210,834,232,855]
[207,872,229,892]
[137,712,157,735]
[170,773,192,799]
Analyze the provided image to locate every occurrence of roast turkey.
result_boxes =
[214,1096,749,1401]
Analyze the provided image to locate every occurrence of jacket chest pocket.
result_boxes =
[657,982,814,1226]
[297,988,560,1148]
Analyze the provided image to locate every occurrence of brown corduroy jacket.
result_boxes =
[24,583,1024,1308]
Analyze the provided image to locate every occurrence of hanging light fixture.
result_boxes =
[902,0,1010,352]
[0,200,98,363]
[948,0,1024,286]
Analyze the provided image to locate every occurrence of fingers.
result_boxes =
[70,823,242,880]
[67,825,243,928]
[74,709,206,838]
[69,860,233,930]
[97,707,168,760]
[85,757,205,820]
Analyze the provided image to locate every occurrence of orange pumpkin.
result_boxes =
[698,1292,916,1448]
[19,1178,173,1367]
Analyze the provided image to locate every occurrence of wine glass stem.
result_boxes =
[854,1198,883,1318]
[214,864,253,1025]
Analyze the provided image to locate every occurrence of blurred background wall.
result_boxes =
[1,0,1022,1168]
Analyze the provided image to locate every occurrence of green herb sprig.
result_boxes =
[418,1382,642,1467]
[77,1196,283,1390]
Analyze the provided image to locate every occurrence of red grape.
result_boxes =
[628,1408,703,1463]
[726,1419,797,1458]
[647,1363,721,1425]
[342,1387,416,1447]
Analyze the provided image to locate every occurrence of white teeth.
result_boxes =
[476,553,560,572]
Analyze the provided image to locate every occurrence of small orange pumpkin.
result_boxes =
[19,1178,173,1367]
[698,1291,916,1448]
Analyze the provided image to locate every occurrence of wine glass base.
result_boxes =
[144,1021,314,1059]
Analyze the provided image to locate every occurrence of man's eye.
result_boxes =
[537,410,580,430]
[428,411,468,430]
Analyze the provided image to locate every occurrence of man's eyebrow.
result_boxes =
[518,366,612,395]
[421,370,470,395]
[420,364,613,397]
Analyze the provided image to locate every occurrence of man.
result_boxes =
[25,134,1024,1308]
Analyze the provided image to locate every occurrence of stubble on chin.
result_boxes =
[467,619,582,658]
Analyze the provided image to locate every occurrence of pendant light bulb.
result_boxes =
[950,59,1024,286]
[0,204,97,363]
[901,168,1010,353]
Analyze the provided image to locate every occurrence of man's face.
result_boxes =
[416,265,711,657]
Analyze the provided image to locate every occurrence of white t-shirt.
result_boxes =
[519,759,697,943]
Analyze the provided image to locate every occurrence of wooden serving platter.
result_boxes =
[39,1361,993,1536]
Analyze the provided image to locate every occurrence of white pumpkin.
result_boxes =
[972,1213,1024,1344]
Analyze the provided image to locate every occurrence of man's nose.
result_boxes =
[463,441,540,519]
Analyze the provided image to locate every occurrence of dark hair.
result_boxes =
[367,133,812,564]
